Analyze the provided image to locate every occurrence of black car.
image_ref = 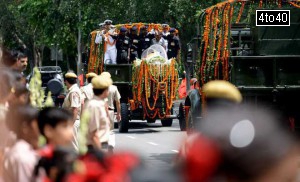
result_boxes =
[28,66,65,107]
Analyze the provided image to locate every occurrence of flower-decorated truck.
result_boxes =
[88,23,179,133]
[179,0,300,131]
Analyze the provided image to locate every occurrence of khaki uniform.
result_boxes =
[81,83,94,102]
[84,97,110,146]
[107,85,121,148]
[62,84,82,151]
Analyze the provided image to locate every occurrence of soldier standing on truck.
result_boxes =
[151,31,167,50]
[103,20,117,64]
[138,25,153,58]
[116,27,131,64]
[62,72,82,152]
[129,26,140,63]
[166,28,180,60]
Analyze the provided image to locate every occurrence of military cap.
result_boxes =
[169,28,176,33]
[100,71,111,78]
[65,72,77,79]
[131,26,137,31]
[86,72,97,78]
[162,24,169,28]
[140,25,148,30]
[99,23,104,27]
[104,20,113,25]
[120,27,127,32]
[92,75,112,89]
[203,80,242,103]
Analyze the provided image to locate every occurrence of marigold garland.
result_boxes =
[132,59,178,120]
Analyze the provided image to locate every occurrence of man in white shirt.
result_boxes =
[151,31,167,50]
[103,20,117,64]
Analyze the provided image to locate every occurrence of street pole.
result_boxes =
[77,6,82,83]
[55,44,58,72]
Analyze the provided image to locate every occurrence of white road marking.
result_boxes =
[127,136,136,139]
[172,150,179,153]
[148,142,158,146]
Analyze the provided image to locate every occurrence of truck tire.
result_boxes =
[147,118,156,123]
[119,103,129,133]
[179,103,186,131]
[161,119,173,127]
[47,78,63,96]
[188,111,194,130]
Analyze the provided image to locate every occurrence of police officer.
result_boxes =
[82,75,112,152]
[62,72,82,151]
[166,28,180,60]
[116,27,131,64]
[138,26,153,58]
[81,72,97,103]
[128,26,140,63]
[100,72,121,153]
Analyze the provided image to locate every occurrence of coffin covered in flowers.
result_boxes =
[131,45,179,119]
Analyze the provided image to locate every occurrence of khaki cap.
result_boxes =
[203,80,242,103]
[86,72,97,78]
[65,72,77,79]
[92,75,112,89]
[100,72,111,78]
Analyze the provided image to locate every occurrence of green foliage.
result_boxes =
[0,0,224,71]
[79,109,90,154]
[29,67,54,108]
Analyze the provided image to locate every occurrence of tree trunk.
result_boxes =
[66,54,70,70]
[77,8,82,83]
[33,41,42,67]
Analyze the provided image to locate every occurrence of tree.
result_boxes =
[0,0,222,74]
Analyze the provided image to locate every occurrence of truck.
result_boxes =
[179,0,300,131]
[88,23,179,133]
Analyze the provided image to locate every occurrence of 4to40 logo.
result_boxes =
[256,10,290,26]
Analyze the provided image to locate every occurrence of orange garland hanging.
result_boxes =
[132,59,178,120]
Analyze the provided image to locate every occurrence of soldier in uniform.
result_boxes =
[100,72,121,153]
[138,25,153,58]
[103,20,118,64]
[82,75,112,152]
[116,27,130,64]
[128,26,140,63]
[166,28,180,60]
[62,72,82,152]
[162,24,170,49]
[81,72,97,103]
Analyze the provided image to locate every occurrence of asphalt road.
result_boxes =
[114,118,186,169]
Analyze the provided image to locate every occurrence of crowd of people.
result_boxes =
[1,44,300,182]
[95,20,180,64]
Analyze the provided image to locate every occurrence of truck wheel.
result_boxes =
[179,103,186,131]
[119,103,129,133]
[161,119,173,127]
[147,118,156,123]
[161,107,173,127]
[188,112,194,130]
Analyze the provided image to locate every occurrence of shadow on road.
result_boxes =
[148,153,176,164]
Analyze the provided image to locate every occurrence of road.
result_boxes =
[115,118,186,169]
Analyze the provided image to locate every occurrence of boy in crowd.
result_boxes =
[37,107,74,148]
[2,105,39,182]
